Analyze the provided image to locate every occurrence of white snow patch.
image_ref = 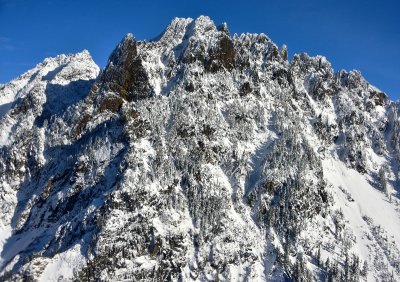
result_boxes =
[322,156,400,282]
[0,122,13,146]
[40,244,86,282]
[0,225,12,266]
[323,158,400,247]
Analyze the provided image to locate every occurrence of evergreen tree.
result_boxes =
[344,252,349,281]
[316,247,322,267]
[378,166,389,196]
[325,257,330,270]
[351,253,360,280]
[361,261,368,278]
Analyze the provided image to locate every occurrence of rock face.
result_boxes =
[99,34,153,102]
[0,16,400,281]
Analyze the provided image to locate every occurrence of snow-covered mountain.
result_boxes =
[0,16,399,281]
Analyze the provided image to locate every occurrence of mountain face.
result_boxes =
[0,16,400,281]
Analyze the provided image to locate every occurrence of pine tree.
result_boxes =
[328,264,335,282]
[316,247,322,267]
[351,253,360,280]
[378,166,389,196]
[325,257,330,273]
[344,253,349,282]
[283,237,291,269]
[361,260,368,277]
[280,44,288,61]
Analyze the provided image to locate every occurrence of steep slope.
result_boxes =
[0,50,100,278]
[0,16,399,281]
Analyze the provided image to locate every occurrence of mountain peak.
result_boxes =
[156,16,220,45]
[79,49,92,57]
[155,17,193,44]
[190,15,217,35]
[122,32,134,42]
[0,50,98,112]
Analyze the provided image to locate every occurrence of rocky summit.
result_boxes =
[0,16,400,281]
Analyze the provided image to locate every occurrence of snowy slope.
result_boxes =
[323,158,400,281]
[0,16,399,281]
[0,50,99,280]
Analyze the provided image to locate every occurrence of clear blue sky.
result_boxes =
[1,0,399,99]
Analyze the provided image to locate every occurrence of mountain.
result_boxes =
[0,16,399,281]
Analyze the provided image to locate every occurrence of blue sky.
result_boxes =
[0,0,399,99]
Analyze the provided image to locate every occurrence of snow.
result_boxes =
[0,226,11,267]
[0,49,100,278]
[0,49,99,148]
[324,158,400,247]
[0,122,13,146]
[0,101,13,119]
[141,52,165,96]
[0,228,45,273]
[323,158,400,280]
[245,134,277,195]
[40,244,86,282]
